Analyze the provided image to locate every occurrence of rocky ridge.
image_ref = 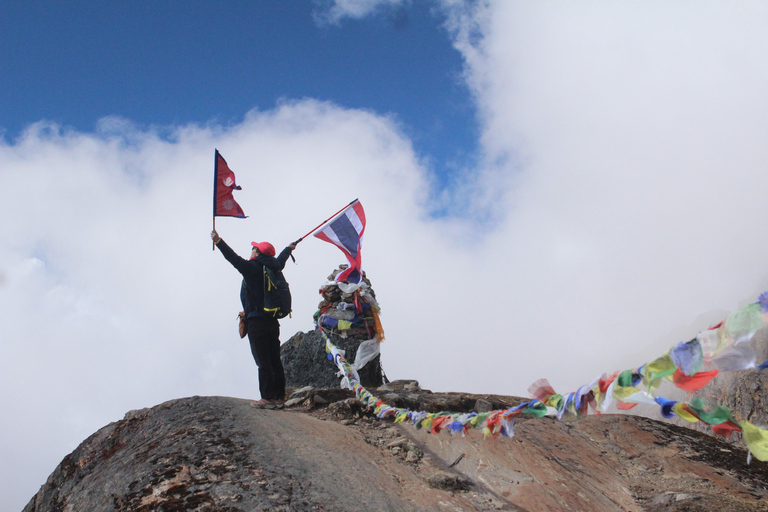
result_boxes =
[23,272,768,511]
[24,381,768,512]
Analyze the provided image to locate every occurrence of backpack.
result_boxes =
[263,267,292,319]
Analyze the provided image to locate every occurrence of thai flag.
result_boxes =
[314,200,366,283]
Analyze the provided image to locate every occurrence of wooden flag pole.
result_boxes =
[294,198,357,245]
[212,149,218,250]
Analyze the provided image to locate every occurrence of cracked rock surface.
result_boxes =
[23,389,768,512]
[24,396,489,512]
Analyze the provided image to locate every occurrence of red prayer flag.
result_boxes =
[213,149,246,218]
[671,368,718,391]
[430,416,449,435]
[528,378,557,402]
[598,371,619,393]
[712,421,742,438]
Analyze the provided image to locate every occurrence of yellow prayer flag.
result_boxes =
[643,354,676,386]
[673,403,699,423]
[613,385,641,401]
[371,308,386,342]
[742,421,768,461]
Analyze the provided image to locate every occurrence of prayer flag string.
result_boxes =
[321,291,768,462]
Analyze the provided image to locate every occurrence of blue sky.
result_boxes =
[4,2,768,510]
[1,1,476,189]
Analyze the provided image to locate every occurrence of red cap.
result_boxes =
[251,241,276,256]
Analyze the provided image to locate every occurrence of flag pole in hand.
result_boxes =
[212,150,217,250]
[294,198,358,245]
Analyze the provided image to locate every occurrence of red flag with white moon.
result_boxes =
[213,149,246,218]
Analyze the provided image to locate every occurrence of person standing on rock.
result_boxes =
[211,229,296,409]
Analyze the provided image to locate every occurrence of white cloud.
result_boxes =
[433,0,768,380]
[314,0,410,24]
[6,2,768,510]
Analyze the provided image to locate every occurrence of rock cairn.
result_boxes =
[315,264,380,339]
[281,264,385,389]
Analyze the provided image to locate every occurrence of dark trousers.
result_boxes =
[247,317,286,401]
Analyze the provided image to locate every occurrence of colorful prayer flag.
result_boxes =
[742,421,768,461]
[528,378,557,402]
[213,149,246,218]
[671,368,718,391]
[314,199,366,283]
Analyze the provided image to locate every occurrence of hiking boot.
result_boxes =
[265,399,285,410]
[251,399,271,408]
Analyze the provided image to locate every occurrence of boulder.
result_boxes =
[281,329,384,389]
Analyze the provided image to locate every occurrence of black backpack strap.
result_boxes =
[263,267,280,317]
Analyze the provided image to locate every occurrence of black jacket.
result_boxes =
[216,240,293,319]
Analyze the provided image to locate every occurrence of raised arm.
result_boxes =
[211,230,252,276]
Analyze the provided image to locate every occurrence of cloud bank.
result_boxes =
[5,1,768,509]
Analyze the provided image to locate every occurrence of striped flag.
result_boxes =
[314,200,366,283]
